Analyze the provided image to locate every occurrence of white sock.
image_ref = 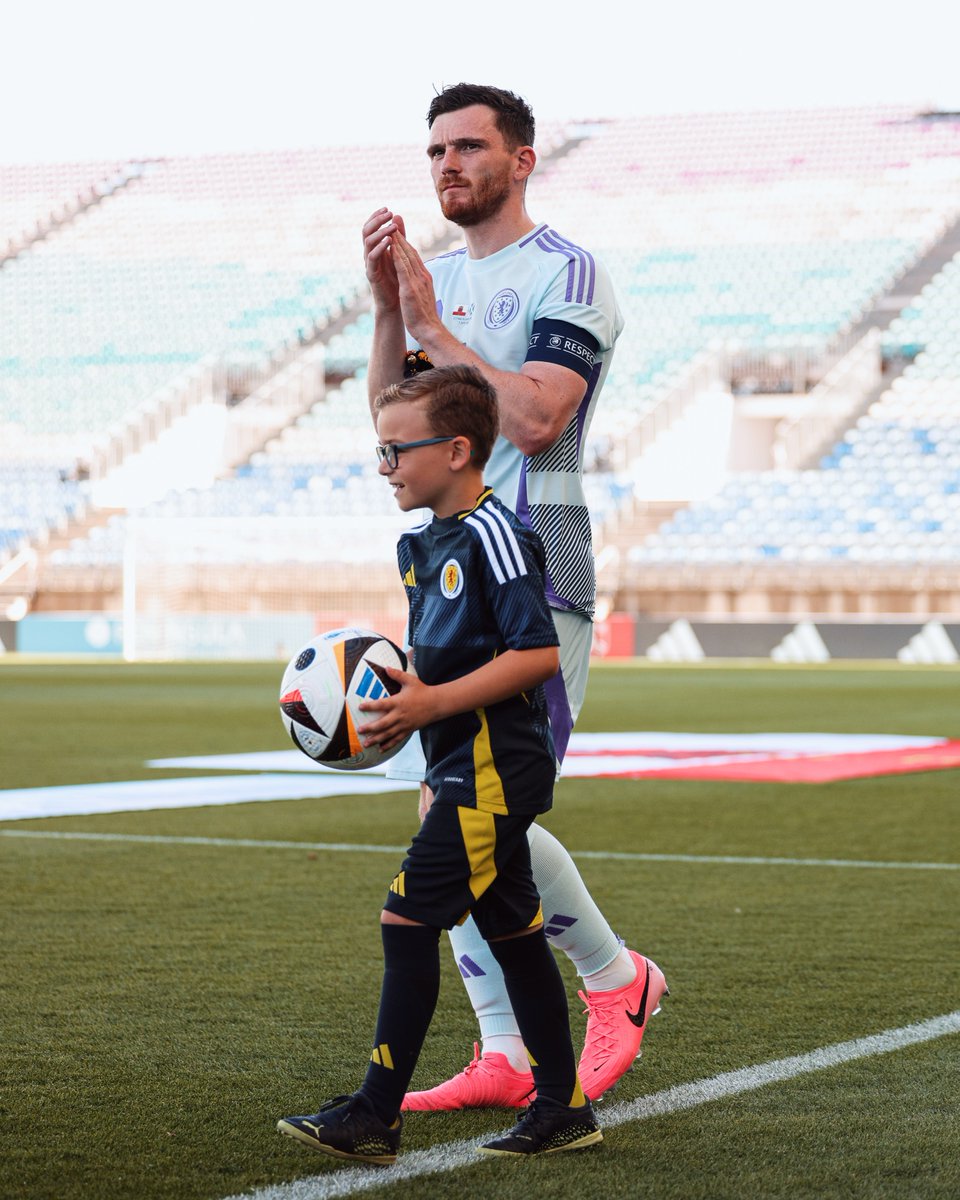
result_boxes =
[480,1033,529,1071]
[447,918,529,1069]
[528,824,625,978]
[581,945,638,993]
[448,825,630,1064]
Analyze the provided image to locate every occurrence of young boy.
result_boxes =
[277,364,602,1163]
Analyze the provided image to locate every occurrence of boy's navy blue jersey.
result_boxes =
[397,489,559,816]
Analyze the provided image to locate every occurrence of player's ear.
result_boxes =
[514,145,536,183]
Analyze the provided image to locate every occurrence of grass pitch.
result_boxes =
[1,661,958,1200]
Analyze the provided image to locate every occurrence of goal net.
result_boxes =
[121,515,411,661]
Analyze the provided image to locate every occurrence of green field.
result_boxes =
[2,661,958,1200]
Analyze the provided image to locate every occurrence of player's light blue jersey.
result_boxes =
[412,223,624,618]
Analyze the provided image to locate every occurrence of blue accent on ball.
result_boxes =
[355,665,388,700]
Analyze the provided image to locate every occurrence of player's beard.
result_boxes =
[438,167,512,227]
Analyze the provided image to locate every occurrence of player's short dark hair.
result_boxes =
[427,83,535,149]
[375,365,500,468]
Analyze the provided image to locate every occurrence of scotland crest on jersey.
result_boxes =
[484,288,521,330]
[441,559,463,599]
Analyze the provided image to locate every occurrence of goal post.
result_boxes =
[121,515,410,661]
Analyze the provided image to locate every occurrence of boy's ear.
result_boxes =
[449,436,473,470]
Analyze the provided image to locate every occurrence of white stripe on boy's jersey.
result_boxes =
[474,506,528,579]
[470,507,528,582]
[464,515,507,584]
[465,512,525,585]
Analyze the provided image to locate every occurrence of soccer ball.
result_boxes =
[279,627,410,770]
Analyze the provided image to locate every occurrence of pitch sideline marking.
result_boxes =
[220,1011,960,1200]
[1,828,958,871]
[0,829,407,855]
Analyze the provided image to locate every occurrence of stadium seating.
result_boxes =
[630,250,960,567]
[0,159,137,255]
[0,143,449,452]
[5,106,960,615]
[0,463,85,559]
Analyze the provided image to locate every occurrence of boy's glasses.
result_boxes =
[376,437,456,469]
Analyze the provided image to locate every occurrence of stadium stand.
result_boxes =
[3,106,960,646]
[623,228,960,614]
[0,159,141,260]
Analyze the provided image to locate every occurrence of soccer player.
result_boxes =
[361,83,667,1108]
[278,365,602,1162]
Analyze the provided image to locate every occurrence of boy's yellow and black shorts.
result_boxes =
[383,802,543,940]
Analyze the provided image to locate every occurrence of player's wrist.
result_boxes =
[372,293,402,317]
[407,316,455,358]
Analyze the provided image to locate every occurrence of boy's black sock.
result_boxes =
[359,923,442,1124]
[489,927,585,1107]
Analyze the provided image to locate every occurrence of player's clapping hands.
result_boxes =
[362,209,444,346]
[389,229,444,342]
[362,208,406,312]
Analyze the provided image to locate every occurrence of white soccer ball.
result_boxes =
[279,627,410,770]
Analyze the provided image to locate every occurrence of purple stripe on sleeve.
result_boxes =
[566,256,577,303]
[536,233,577,302]
[545,232,586,304]
[540,230,597,306]
[519,223,550,248]
[428,247,468,264]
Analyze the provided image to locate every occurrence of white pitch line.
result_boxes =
[572,849,960,872]
[1,829,957,871]
[0,830,407,855]
[220,1011,960,1200]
